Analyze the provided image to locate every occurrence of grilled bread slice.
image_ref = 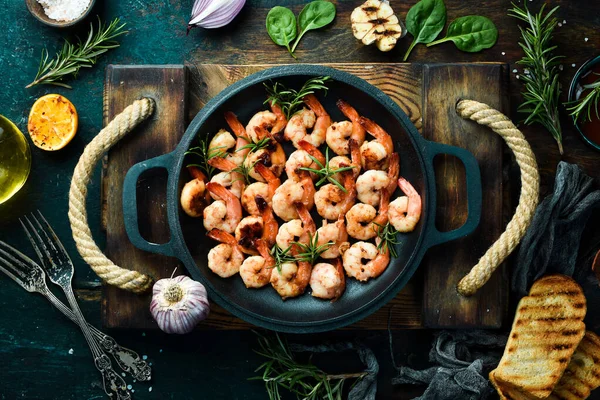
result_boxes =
[490,370,537,400]
[547,331,600,400]
[490,275,587,399]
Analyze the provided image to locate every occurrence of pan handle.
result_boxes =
[122,152,177,258]
[422,141,482,248]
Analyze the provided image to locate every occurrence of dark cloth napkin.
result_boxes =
[512,161,600,296]
[393,331,507,400]
[289,342,379,400]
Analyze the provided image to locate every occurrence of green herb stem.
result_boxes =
[509,3,564,154]
[27,18,127,89]
[264,76,331,119]
[566,78,600,124]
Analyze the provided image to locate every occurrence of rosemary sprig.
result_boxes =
[375,222,400,259]
[232,161,256,185]
[270,233,333,271]
[252,332,367,400]
[509,3,564,154]
[237,136,272,155]
[291,232,333,265]
[566,75,600,124]
[299,148,355,193]
[264,76,332,119]
[27,18,128,89]
[185,135,228,178]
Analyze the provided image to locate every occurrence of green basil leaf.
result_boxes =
[291,1,336,53]
[266,6,298,56]
[404,0,447,61]
[427,15,498,52]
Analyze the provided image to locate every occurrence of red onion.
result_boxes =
[188,0,246,30]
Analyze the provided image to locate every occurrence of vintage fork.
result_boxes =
[0,240,151,382]
[21,212,131,400]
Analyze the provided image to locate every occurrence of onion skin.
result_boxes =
[188,0,246,30]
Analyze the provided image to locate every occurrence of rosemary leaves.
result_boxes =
[27,18,127,89]
[509,3,564,154]
[264,76,331,119]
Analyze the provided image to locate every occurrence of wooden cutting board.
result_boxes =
[101,63,508,330]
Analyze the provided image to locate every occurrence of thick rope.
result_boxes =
[68,98,155,294]
[455,99,540,296]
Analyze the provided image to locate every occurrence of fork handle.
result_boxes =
[64,287,131,399]
[43,289,151,381]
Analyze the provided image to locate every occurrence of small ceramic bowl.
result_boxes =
[25,0,96,28]
[567,54,600,151]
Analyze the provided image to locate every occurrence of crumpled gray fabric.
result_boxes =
[289,342,378,400]
[393,331,507,400]
[512,161,600,296]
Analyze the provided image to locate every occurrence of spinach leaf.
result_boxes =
[403,0,447,61]
[266,6,298,57]
[291,1,336,53]
[427,16,498,52]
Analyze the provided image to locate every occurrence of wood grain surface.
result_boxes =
[102,63,507,330]
[102,65,187,328]
[421,64,509,328]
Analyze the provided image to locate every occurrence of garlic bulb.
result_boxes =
[150,275,210,334]
[188,0,246,30]
[351,0,404,52]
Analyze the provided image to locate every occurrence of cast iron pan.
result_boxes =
[122,65,482,333]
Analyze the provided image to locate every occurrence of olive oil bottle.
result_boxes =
[0,115,31,204]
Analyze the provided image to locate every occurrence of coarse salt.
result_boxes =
[37,0,91,22]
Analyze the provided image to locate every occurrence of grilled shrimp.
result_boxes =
[337,99,366,145]
[224,111,251,166]
[235,216,264,255]
[245,102,287,143]
[284,95,331,148]
[276,219,304,250]
[346,186,391,240]
[241,182,270,216]
[356,153,399,206]
[203,182,242,233]
[206,229,244,278]
[244,131,286,182]
[316,217,348,259]
[359,117,394,170]
[239,238,274,288]
[270,245,312,300]
[242,163,280,215]
[180,166,210,218]
[272,180,305,221]
[257,195,278,248]
[314,170,356,221]
[341,240,390,282]
[326,121,353,156]
[208,157,245,200]
[310,258,345,300]
[389,177,422,232]
[209,129,236,157]
[329,155,352,185]
[286,149,318,182]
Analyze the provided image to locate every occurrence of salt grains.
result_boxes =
[37,0,91,22]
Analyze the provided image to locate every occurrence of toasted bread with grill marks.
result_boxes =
[490,370,537,400]
[490,275,587,399]
[547,331,600,400]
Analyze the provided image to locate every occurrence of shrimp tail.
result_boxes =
[187,166,207,181]
[295,202,316,235]
[348,139,362,178]
[298,139,326,166]
[303,94,327,117]
[224,111,248,140]
[257,195,278,246]
[387,153,400,192]
[336,99,359,121]
[207,228,237,245]
[208,156,237,172]
[269,102,288,135]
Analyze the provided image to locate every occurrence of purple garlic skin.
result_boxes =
[150,275,210,334]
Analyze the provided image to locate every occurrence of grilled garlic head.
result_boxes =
[150,275,210,334]
[351,0,403,52]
